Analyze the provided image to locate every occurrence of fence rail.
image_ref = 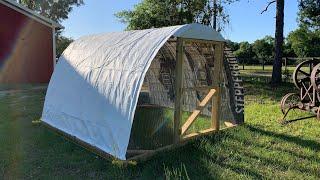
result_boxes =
[237,57,320,70]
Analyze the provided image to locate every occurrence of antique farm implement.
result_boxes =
[280,59,320,124]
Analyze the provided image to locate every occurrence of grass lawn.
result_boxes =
[1,78,320,179]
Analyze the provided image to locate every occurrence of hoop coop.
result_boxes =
[41,24,244,161]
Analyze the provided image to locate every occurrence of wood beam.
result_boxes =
[182,38,223,45]
[183,86,216,92]
[182,128,216,140]
[212,42,224,131]
[173,38,184,143]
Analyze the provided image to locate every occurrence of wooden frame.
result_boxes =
[127,39,228,162]
[41,37,234,163]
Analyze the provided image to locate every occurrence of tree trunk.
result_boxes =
[213,0,217,30]
[271,0,285,86]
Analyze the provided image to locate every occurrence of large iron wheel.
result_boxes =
[311,63,320,92]
[280,93,300,115]
[293,59,320,89]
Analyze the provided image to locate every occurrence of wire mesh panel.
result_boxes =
[128,38,239,151]
[128,40,177,150]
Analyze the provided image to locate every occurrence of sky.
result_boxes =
[61,0,299,43]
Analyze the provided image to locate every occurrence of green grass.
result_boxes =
[1,79,320,179]
[130,107,213,150]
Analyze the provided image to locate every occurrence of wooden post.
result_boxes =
[285,57,287,71]
[212,43,224,131]
[174,38,184,143]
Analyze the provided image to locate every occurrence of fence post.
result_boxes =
[285,57,287,72]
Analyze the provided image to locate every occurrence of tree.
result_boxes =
[271,0,285,85]
[234,42,254,58]
[287,27,320,57]
[285,0,320,59]
[115,0,239,31]
[252,36,274,64]
[261,0,285,86]
[56,36,73,57]
[298,0,320,30]
[226,40,240,51]
[17,0,84,23]
[282,39,296,58]
[252,36,274,65]
[234,42,256,64]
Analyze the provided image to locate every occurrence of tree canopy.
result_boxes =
[17,0,84,23]
[252,36,274,59]
[56,36,73,57]
[287,27,320,57]
[115,0,238,30]
[298,0,320,30]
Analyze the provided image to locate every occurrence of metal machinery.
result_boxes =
[280,59,320,123]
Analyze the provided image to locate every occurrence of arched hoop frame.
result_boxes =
[42,37,239,163]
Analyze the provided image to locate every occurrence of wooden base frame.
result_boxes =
[41,38,236,163]
[42,120,237,164]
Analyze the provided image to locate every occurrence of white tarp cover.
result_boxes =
[42,23,225,160]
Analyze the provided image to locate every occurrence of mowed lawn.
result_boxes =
[1,78,320,179]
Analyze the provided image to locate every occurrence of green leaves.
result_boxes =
[298,0,320,30]
[287,27,320,57]
[18,0,84,23]
[115,0,239,31]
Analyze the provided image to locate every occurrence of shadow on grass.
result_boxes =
[246,125,320,151]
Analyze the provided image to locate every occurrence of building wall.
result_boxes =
[0,3,53,83]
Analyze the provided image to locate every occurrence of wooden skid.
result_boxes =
[42,120,237,163]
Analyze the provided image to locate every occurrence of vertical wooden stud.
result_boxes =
[174,38,184,143]
[212,42,224,131]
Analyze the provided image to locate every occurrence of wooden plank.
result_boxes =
[224,121,236,127]
[199,89,216,107]
[212,42,224,131]
[182,38,223,45]
[182,128,216,140]
[180,89,216,135]
[173,38,184,143]
[180,110,201,135]
[183,86,215,91]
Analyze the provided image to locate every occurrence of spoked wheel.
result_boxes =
[293,59,320,89]
[311,63,320,92]
[280,93,300,115]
